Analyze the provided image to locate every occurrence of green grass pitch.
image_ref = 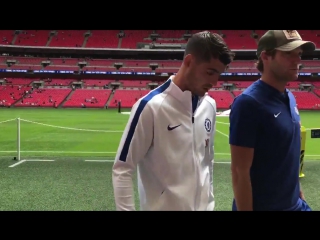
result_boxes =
[0,108,319,211]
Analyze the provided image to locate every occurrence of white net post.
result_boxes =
[17,118,20,161]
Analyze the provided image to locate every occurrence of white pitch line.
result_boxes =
[8,159,55,168]
[215,127,320,157]
[0,150,319,157]
[0,151,229,154]
[26,160,55,162]
[216,129,229,138]
[8,159,320,167]
[215,121,317,131]
[85,160,113,162]
[213,160,320,164]
[8,160,26,168]
[216,121,230,125]
[83,160,232,164]
[0,151,117,154]
[84,160,320,164]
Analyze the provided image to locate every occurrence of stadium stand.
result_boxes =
[1,55,320,74]
[63,89,112,108]
[110,89,150,108]
[1,30,319,49]
[1,77,320,110]
[15,88,72,108]
[0,30,320,110]
[0,85,31,107]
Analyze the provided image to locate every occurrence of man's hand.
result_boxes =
[300,182,305,200]
[300,190,305,201]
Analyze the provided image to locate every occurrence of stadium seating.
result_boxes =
[85,30,119,48]
[207,90,234,109]
[81,79,113,87]
[49,30,86,47]
[0,85,31,107]
[232,90,243,97]
[313,82,320,88]
[1,78,320,110]
[119,80,152,88]
[110,89,150,108]
[4,78,33,85]
[15,30,51,47]
[1,55,320,74]
[0,30,15,45]
[15,88,72,107]
[43,79,75,86]
[62,89,112,108]
[1,30,319,50]
[227,81,255,89]
[314,89,320,97]
[1,30,320,110]
[291,91,320,110]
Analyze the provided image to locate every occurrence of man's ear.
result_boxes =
[183,54,192,68]
[260,51,269,61]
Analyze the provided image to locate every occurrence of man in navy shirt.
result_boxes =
[229,30,316,211]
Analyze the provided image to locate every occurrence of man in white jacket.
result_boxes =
[112,31,234,211]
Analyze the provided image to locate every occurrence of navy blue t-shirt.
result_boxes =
[229,79,302,211]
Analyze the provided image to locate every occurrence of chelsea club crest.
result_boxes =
[204,118,211,133]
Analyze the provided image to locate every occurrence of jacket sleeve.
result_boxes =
[112,99,154,211]
[207,100,216,210]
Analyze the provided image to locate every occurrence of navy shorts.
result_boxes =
[232,198,312,211]
[300,200,312,211]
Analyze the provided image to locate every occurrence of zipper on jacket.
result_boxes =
[191,95,200,209]
[192,96,198,124]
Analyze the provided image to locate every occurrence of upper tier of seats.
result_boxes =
[1,30,319,49]
[1,78,319,110]
[2,78,320,89]
[1,56,320,74]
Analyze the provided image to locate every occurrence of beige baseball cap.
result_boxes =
[257,30,316,57]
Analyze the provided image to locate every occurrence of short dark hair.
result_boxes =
[255,49,276,73]
[184,31,235,65]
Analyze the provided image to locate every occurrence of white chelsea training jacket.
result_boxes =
[112,77,216,211]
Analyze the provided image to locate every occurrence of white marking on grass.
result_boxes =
[85,160,113,162]
[0,151,117,154]
[0,151,318,157]
[26,160,55,162]
[213,160,320,164]
[84,160,232,164]
[19,118,123,133]
[214,127,320,158]
[7,158,320,167]
[0,151,229,155]
[216,129,229,138]
[84,160,320,164]
[214,120,318,132]
[0,118,16,124]
[216,121,230,125]
[9,160,26,168]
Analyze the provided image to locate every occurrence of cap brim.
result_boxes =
[275,40,316,52]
